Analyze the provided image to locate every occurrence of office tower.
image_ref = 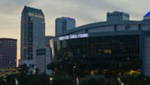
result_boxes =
[20,6,45,73]
[55,17,76,36]
[0,38,17,69]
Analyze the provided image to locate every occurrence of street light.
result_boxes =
[15,78,18,85]
[50,77,53,84]
[145,78,147,85]
[76,77,79,85]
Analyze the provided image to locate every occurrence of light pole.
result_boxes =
[50,77,53,85]
[145,78,147,85]
[76,77,79,85]
[15,78,18,85]
[3,76,7,84]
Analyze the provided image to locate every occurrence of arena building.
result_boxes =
[51,11,150,76]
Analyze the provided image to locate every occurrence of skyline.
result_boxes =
[0,0,150,62]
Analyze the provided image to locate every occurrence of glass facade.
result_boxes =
[20,6,46,73]
[28,17,33,60]
[21,6,45,60]
[0,39,17,69]
[54,35,141,75]
[55,17,76,36]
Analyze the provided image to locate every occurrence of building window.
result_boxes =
[125,25,131,30]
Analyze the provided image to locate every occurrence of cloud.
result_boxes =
[1,0,150,37]
[30,0,109,28]
[29,0,150,26]
[0,0,33,15]
[11,0,149,37]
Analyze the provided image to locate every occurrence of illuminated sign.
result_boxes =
[59,33,88,40]
[28,12,44,19]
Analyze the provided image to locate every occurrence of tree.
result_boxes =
[35,68,40,75]
[6,74,17,85]
[0,77,7,85]
[18,64,29,75]
[52,71,74,85]
[18,64,29,85]
[47,62,56,71]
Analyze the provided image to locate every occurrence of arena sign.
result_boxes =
[59,33,88,40]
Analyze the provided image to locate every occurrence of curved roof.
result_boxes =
[62,20,150,35]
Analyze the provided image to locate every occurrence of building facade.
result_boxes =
[20,6,46,73]
[45,36,54,74]
[55,17,76,36]
[45,36,54,65]
[52,11,150,76]
[0,38,17,69]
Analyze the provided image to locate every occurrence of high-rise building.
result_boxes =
[20,6,45,73]
[0,38,17,69]
[55,17,76,36]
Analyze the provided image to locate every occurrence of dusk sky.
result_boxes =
[0,0,150,61]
